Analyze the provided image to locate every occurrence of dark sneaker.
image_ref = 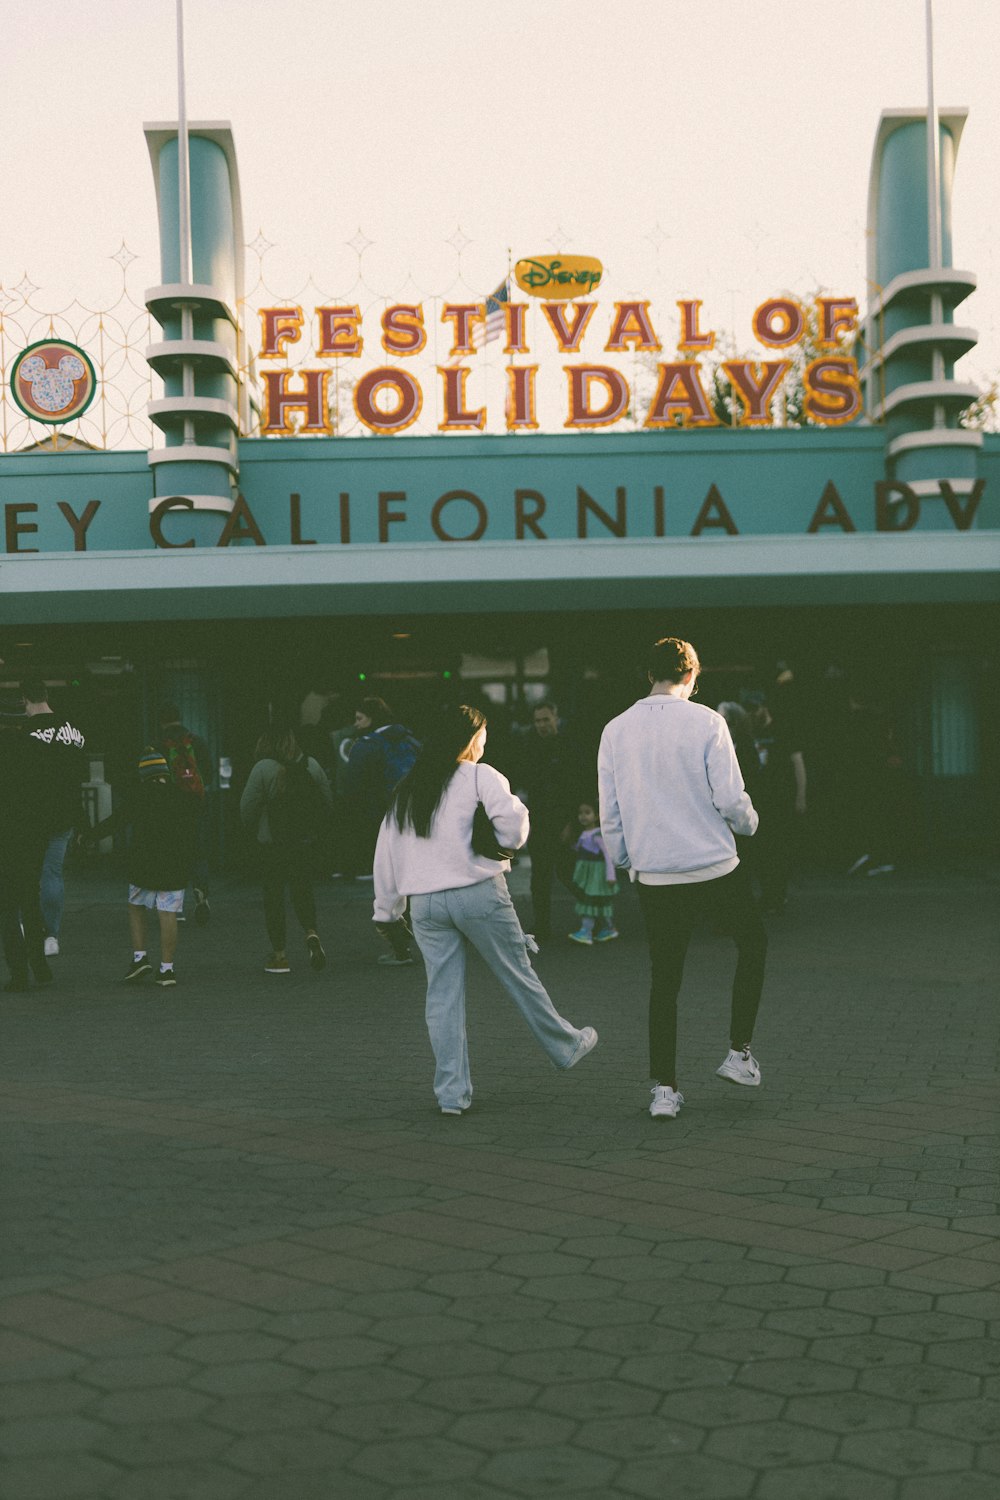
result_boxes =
[122,957,154,983]
[4,975,30,993]
[307,934,326,972]
[156,969,177,988]
[31,961,54,987]
[264,952,291,974]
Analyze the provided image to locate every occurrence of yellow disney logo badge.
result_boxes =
[514,256,603,299]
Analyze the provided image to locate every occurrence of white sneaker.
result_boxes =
[43,936,59,957]
[566,1026,598,1068]
[649,1085,685,1118]
[716,1047,762,1086]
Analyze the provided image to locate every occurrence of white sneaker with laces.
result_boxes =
[716,1047,762,1086]
[44,936,59,957]
[649,1085,685,1118]
[566,1026,598,1068]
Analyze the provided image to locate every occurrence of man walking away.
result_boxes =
[21,679,88,957]
[598,638,767,1120]
[343,700,420,877]
[158,705,211,925]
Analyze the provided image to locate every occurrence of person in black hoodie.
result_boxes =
[0,697,51,991]
[90,749,199,987]
[21,679,88,958]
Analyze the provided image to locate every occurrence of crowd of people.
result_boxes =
[0,641,906,1117]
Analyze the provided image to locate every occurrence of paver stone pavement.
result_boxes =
[0,858,997,1498]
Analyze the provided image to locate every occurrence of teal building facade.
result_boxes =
[1,111,997,857]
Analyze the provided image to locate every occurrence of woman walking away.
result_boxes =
[373,704,598,1116]
[240,727,333,975]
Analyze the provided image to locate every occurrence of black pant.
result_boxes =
[529,831,575,937]
[1,836,47,984]
[260,843,317,952]
[638,862,767,1087]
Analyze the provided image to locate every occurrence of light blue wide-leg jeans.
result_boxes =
[410,875,587,1111]
[41,828,73,939]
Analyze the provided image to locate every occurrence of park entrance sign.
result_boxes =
[256,294,862,436]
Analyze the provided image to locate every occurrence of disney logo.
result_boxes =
[515,256,603,297]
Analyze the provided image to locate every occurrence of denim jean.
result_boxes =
[41,828,74,939]
[409,875,586,1111]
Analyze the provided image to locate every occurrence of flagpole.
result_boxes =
[925,0,945,430]
[925,0,942,272]
[176,0,193,286]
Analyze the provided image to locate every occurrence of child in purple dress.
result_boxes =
[568,799,619,945]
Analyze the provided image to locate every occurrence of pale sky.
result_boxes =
[2,0,998,425]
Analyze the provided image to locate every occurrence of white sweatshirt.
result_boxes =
[372,761,529,922]
[598,696,758,879]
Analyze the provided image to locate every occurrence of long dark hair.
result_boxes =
[393,704,485,838]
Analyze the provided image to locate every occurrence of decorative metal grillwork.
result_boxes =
[0,244,154,453]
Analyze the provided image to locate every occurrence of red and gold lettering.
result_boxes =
[354,367,422,433]
[804,358,862,424]
[677,300,715,353]
[752,298,805,347]
[723,361,790,424]
[441,303,486,355]
[541,301,596,354]
[506,366,539,430]
[438,367,486,431]
[261,369,330,434]
[564,366,629,429]
[605,301,660,352]
[644,362,716,427]
[381,304,426,356]
[816,297,858,348]
[317,305,363,357]
[258,307,303,359]
[504,303,528,353]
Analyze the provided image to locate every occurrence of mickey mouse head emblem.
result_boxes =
[11,340,96,423]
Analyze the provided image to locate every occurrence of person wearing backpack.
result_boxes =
[240,726,333,975]
[158,705,212,926]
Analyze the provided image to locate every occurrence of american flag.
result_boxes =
[448,277,509,363]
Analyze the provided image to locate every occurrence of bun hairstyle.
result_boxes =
[647,637,700,684]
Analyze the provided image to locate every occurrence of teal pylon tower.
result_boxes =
[144,122,257,538]
[861,108,980,497]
